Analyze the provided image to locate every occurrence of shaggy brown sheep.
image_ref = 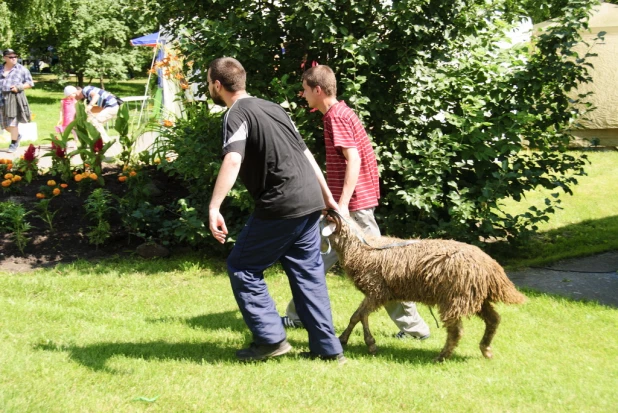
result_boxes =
[322,210,526,362]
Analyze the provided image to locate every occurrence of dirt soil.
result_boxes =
[1,164,189,273]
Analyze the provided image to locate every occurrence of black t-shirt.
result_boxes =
[221,97,325,219]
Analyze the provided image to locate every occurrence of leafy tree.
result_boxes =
[6,0,156,87]
[154,0,598,245]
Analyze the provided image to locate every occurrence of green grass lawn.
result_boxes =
[1,256,616,412]
[496,150,618,268]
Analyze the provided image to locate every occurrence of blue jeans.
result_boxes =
[227,211,342,356]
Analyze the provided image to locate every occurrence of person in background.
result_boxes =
[1,49,34,153]
[282,64,431,341]
[56,85,78,134]
[207,57,345,363]
[75,85,122,141]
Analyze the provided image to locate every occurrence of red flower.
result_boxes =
[55,145,65,158]
[93,138,103,153]
[24,144,36,162]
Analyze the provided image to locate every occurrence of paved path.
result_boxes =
[508,251,618,308]
[1,132,158,168]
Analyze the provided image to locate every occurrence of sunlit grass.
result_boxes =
[0,255,616,412]
[20,75,148,146]
[497,151,618,268]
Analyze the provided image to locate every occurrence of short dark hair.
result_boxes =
[302,65,337,97]
[208,57,246,92]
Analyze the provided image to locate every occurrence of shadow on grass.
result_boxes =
[34,339,240,372]
[330,341,467,365]
[489,215,618,268]
[26,95,59,106]
[145,310,247,334]
[33,337,452,372]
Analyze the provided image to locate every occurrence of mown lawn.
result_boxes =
[0,256,617,412]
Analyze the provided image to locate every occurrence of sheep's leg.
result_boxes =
[359,305,378,354]
[339,299,366,346]
[434,318,463,363]
[477,301,501,359]
[339,297,380,354]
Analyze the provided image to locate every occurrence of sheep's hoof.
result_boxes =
[480,345,493,359]
[368,344,377,355]
[338,336,349,346]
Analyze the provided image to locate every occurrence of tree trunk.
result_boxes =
[77,72,84,88]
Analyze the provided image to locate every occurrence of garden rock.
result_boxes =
[136,242,170,259]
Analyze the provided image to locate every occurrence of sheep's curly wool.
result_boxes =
[326,211,525,362]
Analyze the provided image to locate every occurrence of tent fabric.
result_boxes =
[534,2,618,145]
[130,32,161,47]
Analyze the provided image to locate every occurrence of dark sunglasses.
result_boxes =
[6,56,18,59]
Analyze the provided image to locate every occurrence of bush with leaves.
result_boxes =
[152,0,598,246]
[154,104,250,251]
[42,131,76,183]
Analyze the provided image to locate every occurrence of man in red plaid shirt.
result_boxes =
[282,65,430,340]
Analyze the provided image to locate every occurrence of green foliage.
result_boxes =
[0,201,32,254]
[35,198,59,232]
[84,188,114,247]
[154,104,250,250]
[154,0,597,245]
[70,103,114,185]
[42,132,75,183]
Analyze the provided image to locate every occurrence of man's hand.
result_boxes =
[209,208,228,244]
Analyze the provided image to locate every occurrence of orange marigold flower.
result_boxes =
[53,188,61,196]
[162,119,174,127]
[4,173,13,179]
[36,192,46,199]
[60,183,68,188]
[118,176,127,182]
[74,174,83,182]
[129,171,137,177]
[89,173,98,180]
[180,83,189,90]
[0,159,7,164]
[1,179,11,187]
[47,180,57,186]
[11,175,21,182]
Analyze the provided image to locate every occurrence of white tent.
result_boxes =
[535,2,618,146]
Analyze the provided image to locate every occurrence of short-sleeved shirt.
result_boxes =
[323,101,380,211]
[82,86,120,108]
[221,97,325,219]
[0,63,34,107]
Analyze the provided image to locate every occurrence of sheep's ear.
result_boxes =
[322,222,336,237]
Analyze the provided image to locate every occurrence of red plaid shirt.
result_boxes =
[323,101,380,211]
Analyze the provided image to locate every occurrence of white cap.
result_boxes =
[63,85,77,97]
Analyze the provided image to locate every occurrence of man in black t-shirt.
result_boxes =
[207,57,345,363]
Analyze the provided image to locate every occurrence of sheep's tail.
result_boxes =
[487,261,526,305]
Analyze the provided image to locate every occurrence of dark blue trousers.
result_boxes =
[227,211,343,356]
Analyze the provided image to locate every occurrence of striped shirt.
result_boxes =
[323,101,380,211]
[82,85,120,108]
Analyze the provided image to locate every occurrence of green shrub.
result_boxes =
[155,0,597,245]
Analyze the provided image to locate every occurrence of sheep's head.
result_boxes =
[321,209,354,246]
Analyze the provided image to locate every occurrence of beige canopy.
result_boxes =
[535,2,618,146]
